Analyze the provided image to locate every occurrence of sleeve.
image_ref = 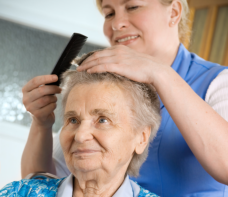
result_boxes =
[0,182,17,197]
[53,127,71,178]
[0,181,25,197]
[205,69,228,122]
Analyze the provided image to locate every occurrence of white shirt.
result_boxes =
[205,70,228,121]
[53,70,228,178]
[56,174,140,197]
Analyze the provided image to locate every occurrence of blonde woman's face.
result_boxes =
[102,0,172,56]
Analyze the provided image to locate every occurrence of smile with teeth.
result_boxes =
[117,36,139,43]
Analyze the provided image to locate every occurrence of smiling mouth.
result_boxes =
[116,36,139,43]
[73,150,100,156]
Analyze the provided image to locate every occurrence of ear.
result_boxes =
[135,126,151,155]
[169,0,182,27]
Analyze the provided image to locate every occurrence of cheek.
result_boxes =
[101,130,135,161]
[138,8,168,34]
[60,129,73,153]
[96,132,114,151]
[95,131,121,159]
[138,13,157,34]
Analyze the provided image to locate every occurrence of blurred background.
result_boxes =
[184,0,228,66]
[0,0,228,188]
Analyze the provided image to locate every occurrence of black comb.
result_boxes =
[47,33,87,86]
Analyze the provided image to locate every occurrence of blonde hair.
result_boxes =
[96,0,190,43]
[61,51,161,177]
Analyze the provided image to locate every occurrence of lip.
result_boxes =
[114,34,139,45]
[73,149,100,156]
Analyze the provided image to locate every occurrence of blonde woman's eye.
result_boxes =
[70,118,78,124]
[128,6,139,10]
[99,118,108,123]
[105,12,114,19]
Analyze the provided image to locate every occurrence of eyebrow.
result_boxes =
[64,111,77,121]
[102,0,132,10]
[90,108,115,118]
[63,109,116,120]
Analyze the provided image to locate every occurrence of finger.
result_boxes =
[78,55,118,72]
[87,63,121,74]
[22,75,58,93]
[80,48,116,67]
[87,63,147,83]
[32,103,57,120]
[79,45,127,68]
[23,85,61,105]
[25,95,57,113]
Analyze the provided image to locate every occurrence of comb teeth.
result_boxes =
[47,33,87,86]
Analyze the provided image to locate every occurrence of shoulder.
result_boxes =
[185,52,228,87]
[0,178,64,197]
[208,68,228,84]
[178,44,226,72]
[205,70,228,121]
[206,69,228,95]
[206,69,228,100]
[138,185,159,197]
[190,53,226,72]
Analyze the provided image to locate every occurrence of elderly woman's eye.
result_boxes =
[98,118,108,123]
[70,118,78,124]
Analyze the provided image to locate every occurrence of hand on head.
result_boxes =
[77,45,165,85]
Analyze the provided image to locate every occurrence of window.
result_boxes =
[184,0,228,66]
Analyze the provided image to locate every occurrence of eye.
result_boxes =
[69,118,78,124]
[127,6,139,11]
[98,117,108,123]
[105,12,114,19]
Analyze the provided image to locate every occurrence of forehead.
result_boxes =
[65,82,130,112]
[102,0,133,5]
[102,0,135,8]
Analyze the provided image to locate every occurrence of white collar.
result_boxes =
[57,174,73,197]
[57,174,140,197]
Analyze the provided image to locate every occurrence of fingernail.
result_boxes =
[87,69,91,73]
[52,75,58,80]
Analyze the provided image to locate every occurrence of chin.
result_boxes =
[73,160,100,173]
[126,43,146,54]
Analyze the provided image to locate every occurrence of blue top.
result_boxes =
[131,44,228,197]
[0,177,159,197]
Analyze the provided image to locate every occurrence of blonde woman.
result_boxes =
[21,0,228,196]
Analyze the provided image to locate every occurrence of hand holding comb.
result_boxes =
[47,33,87,86]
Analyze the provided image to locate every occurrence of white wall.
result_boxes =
[0,121,57,188]
[0,121,29,188]
[0,0,109,47]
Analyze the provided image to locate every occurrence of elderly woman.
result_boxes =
[21,0,228,196]
[0,52,160,197]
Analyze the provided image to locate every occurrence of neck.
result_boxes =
[151,36,180,67]
[72,167,127,197]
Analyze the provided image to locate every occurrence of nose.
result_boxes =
[112,13,129,31]
[74,120,93,143]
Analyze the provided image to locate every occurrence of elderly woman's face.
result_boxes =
[60,82,140,175]
[102,0,171,55]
